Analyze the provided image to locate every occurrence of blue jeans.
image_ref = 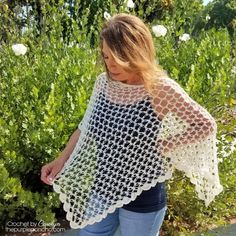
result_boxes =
[78,206,167,236]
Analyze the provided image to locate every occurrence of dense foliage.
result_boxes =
[0,0,235,234]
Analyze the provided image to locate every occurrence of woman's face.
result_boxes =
[102,40,142,85]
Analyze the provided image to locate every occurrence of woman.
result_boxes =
[41,13,222,236]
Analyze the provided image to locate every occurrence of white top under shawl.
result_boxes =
[52,72,223,229]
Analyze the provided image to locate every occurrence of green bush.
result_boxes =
[0,39,101,227]
[0,159,61,227]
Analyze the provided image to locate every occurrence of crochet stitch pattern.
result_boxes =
[52,72,223,229]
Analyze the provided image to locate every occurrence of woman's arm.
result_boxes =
[57,128,81,162]
[153,77,216,153]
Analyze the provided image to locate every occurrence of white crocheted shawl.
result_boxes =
[52,72,223,229]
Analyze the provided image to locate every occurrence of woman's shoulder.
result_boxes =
[91,72,107,89]
[155,76,189,97]
[97,72,107,81]
[150,76,192,106]
[94,72,108,86]
[156,76,182,89]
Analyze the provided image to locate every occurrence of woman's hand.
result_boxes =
[41,128,81,185]
[41,157,66,185]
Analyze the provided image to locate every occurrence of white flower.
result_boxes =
[104,11,111,20]
[127,0,135,8]
[206,15,211,21]
[152,25,167,37]
[179,33,191,42]
[12,44,27,55]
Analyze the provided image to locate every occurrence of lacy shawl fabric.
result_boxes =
[52,72,223,229]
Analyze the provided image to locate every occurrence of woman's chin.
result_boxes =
[110,73,121,78]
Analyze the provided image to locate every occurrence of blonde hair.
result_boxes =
[100,13,167,93]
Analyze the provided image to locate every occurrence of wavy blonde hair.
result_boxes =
[100,13,167,93]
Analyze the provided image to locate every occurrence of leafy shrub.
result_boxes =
[0,39,101,227]
[0,159,61,227]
